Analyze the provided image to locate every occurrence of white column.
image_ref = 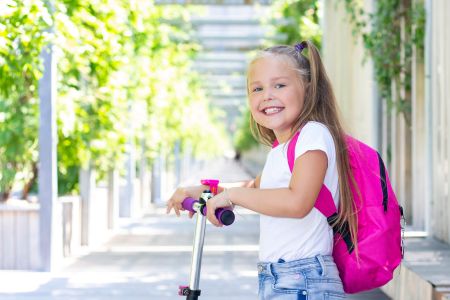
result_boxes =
[107,169,119,229]
[79,166,95,246]
[120,99,136,217]
[151,153,162,204]
[139,139,150,210]
[38,37,60,270]
[120,140,136,217]
[174,140,181,187]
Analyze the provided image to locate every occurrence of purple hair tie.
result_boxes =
[294,42,307,53]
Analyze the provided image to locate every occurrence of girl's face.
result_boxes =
[247,55,306,143]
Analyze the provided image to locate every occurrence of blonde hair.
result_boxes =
[247,41,359,253]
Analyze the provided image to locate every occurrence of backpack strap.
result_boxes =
[270,131,299,171]
[376,152,389,212]
[285,131,338,218]
[272,131,354,253]
[274,131,354,252]
[286,132,355,251]
[287,131,300,172]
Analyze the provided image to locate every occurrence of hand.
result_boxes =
[166,185,204,217]
[206,190,233,227]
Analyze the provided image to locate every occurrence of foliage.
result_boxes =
[0,0,52,200]
[234,109,257,153]
[0,0,227,198]
[340,0,425,123]
[55,0,225,194]
[55,0,133,194]
[266,0,322,47]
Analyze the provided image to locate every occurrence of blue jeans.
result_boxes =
[258,255,345,300]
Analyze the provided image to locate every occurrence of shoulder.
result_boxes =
[298,121,333,143]
[294,121,336,159]
[301,121,332,135]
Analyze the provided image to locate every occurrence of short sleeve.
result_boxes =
[294,122,336,166]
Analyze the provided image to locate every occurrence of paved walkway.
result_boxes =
[0,159,390,299]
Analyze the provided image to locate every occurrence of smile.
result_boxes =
[263,107,284,115]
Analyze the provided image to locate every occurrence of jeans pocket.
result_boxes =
[272,272,307,294]
[324,292,346,300]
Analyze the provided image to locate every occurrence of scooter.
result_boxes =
[178,179,235,300]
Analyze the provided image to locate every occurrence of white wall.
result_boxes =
[429,0,450,243]
[322,0,378,148]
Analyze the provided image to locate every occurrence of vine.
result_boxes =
[267,0,321,47]
[0,0,227,198]
[340,0,425,124]
[55,0,226,194]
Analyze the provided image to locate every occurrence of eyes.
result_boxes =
[251,83,286,93]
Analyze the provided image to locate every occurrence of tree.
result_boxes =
[0,0,52,201]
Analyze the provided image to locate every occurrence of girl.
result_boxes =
[167,40,357,299]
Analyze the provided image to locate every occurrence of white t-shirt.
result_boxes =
[259,121,339,262]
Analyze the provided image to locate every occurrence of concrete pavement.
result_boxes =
[0,158,391,299]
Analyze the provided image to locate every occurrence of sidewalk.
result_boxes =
[0,159,390,299]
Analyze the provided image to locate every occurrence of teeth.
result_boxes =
[264,107,282,114]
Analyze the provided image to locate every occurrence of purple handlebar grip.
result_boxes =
[182,198,235,226]
[201,206,235,226]
[182,197,198,213]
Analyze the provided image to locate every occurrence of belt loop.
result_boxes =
[257,264,264,274]
[315,254,327,276]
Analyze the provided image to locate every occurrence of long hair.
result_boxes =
[247,41,359,253]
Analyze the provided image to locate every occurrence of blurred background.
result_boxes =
[0,0,449,299]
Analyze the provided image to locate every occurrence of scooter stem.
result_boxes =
[189,197,207,291]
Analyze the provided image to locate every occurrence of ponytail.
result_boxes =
[297,41,360,255]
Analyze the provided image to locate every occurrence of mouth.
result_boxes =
[261,106,284,115]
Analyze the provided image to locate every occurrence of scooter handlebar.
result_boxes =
[181,197,198,213]
[182,197,235,226]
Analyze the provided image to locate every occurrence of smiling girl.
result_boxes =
[167,41,357,299]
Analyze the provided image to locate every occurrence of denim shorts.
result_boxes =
[257,255,345,300]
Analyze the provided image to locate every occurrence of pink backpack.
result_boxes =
[281,131,403,294]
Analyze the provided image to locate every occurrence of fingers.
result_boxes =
[166,187,187,216]
[166,198,184,217]
[166,199,174,214]
[174,204,181,217]
[166,187,226,227]
[206,201,222,227]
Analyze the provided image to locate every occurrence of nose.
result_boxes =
[263,87,275,102]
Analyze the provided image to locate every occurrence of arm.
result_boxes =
[218,175,260,191]
[206,150,327,226]
[166,177,260,216]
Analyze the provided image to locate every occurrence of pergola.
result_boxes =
[38,0,272,271]
[155,0,270,4]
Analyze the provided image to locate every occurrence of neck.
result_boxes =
[274,129,294,144]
